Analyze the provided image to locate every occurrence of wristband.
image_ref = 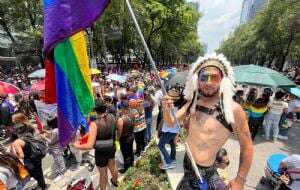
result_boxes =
[236,174,246,183]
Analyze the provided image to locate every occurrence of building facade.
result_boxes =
[240,0,268,24]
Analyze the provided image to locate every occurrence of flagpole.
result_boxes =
[125,0,204,184]
[124,0,166,95]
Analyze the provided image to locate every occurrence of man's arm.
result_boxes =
[231,103,254,188]
[116,118,123,140]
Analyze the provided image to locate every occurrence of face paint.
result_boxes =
[198,67,222,84]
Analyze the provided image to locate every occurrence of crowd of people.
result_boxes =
[0,65,186,190]
[0,55,299,190]
[234,86,300,141]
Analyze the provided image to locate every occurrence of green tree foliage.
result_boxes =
[92,0,203,67]
[218,0,300,71]
[1,0,203,66]
[0,0,43,56]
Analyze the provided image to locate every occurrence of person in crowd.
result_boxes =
[243,88,258,116]
[73,100,119,190]
[214,148,230,187]
[264,91,288,141]
[40,117,66,181]
[248,98,268,140]
[154,84,163,130]
[0,146,29,190]
[10,126,47,190]
[10,113,36,143]
[78,126,94,172]
[278,94,300,140]
[116,100,135,173]
[162,54,253,189]
[130,98,147,158]
[158,87,182,170]
[233,90,244,105]
[288,94,300,122]
[262,88,273,102]
[143,90,154,146]
[278,154,300,190]
[0,93,13,127]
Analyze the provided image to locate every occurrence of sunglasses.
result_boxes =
[198,68,222,83]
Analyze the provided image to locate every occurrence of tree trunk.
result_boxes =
[0,19,17,44]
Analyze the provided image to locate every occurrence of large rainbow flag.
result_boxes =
[54,32,94,147]
[43,0,110,146]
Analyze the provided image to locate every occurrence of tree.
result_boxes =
[0,0,43,56]
[218,0,300,71]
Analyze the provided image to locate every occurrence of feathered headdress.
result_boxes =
[183,53,236,124]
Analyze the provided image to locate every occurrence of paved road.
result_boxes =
[167,122,300,190]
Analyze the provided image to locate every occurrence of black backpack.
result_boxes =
[22,134,47,160]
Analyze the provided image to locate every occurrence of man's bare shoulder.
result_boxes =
[232,102,246,116]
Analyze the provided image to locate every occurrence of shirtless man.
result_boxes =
[162,54,253,190]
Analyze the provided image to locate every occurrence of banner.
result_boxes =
[34,100,57,123]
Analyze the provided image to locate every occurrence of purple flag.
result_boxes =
[43,0,110,54]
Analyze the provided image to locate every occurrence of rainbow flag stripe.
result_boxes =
[249,106,267,118]
[54,32,94,147]
[43,0,110,53]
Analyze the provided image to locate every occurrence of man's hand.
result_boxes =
[228,178,244,190]
[161,95,174,111]
[280,174,290,185]
[72,141,81,149]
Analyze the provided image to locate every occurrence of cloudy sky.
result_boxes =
[189,0,243,53]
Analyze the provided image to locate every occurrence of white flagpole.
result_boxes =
[125,0,204,183]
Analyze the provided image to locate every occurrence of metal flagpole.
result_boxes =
[125,0,205,185]
[124,0,166,95]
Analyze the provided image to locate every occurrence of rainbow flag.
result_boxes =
[43,0,109,146]
[54,32,94,147]
[43,0,110,54]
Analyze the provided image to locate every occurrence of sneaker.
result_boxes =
[171,160,177,165]
[277,135,284,139]
[282,136,288,140]
[110,178,119,187]
[160,163,176,170]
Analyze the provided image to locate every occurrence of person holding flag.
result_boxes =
[162,54,253,190]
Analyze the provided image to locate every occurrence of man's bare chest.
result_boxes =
[189,113,230,143]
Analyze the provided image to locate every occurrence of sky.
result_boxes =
[189,0,243,53]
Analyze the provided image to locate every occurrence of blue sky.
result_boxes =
[188,0,243,53]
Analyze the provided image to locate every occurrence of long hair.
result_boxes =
[0,149,22,180]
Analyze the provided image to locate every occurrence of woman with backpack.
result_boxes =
[10,113,47,190]
[73,100,119,190]
[10,133,47,190]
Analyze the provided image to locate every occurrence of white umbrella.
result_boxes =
[106,74,127,83]
[28,69,45,78]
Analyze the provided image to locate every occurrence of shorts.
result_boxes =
[94,149,115,168]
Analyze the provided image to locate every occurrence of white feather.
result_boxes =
[220,77,236,124]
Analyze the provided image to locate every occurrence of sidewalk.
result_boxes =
[166,122,300,190]
[23,151,102,190]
